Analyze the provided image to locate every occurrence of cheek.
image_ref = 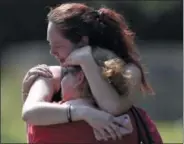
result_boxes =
[58,48,72,58]
[58,44,75,59]
[61,79,70,91]
[61,76,74,91]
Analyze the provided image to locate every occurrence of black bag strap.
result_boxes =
[131,107,146,143]
[131,106,154,144]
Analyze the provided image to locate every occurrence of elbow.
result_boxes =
[22,107,31,122]
[107,99,133,116]
[109,105,123,116]
[21,104,45,125]
[21,105,35,123]
[107,101,132,116]
[101,103,123,116]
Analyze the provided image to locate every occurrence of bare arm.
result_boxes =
[22,66,83,125]
[21,65,134,140]
[81,55,141,115]
[22,101,84,125]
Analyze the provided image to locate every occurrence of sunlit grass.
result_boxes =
[157,122,183,143]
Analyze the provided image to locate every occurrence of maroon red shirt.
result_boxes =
[27,104,163,144]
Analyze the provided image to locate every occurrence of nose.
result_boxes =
[50,49,58,57]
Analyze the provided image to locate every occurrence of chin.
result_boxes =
[59,59,65,65]
[58,60,64,66]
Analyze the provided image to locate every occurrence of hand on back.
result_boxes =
[22,64,53,101]
[82,106,133,141]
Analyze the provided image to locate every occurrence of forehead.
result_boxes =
[61,66,81,78]
[47,22,64,44]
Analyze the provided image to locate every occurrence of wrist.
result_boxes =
[70,105,89,121]
[81,54,96,69]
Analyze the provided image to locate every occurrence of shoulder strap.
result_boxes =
[131,106,154,144]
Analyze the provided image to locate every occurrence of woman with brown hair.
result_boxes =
[22,3,162,143]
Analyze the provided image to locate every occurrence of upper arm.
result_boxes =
[24,77,54,106]
[48,66,62,94]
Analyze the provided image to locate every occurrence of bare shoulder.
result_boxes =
[48,65,62,77]
[124,64,141,86]
[48,65,62,93]
[125,64,141,74]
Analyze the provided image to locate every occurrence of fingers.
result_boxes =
[25,74,38,83]
[38,64,52,75]
[34,66,52,77]
[22,64,52,94]
[109,123,122,140]
[121,115,132,130]
[24,67,52,88]
[113,114,133,135]
[27,66,53,79]
[119,126,132,135]
[94,128,109,141]
[114,114,131,128]
[29,69,52,78]
[98,129,108,141]
[104,126,117,140]
[95,126,122,141]
[93,129,103,141]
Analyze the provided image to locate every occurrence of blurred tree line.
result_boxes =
[0,0,182,48]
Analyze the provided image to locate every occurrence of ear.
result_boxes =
[77,36,89,48]
[74,71,85,88]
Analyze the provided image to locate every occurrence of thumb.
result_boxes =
[114,114,131,128]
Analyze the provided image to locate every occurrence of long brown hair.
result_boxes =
[48,3,154,94]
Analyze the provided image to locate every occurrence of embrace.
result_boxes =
[21,3,163,144]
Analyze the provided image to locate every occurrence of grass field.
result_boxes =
[1,70,183,143]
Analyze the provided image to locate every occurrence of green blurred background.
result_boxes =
[1,0,183,143]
